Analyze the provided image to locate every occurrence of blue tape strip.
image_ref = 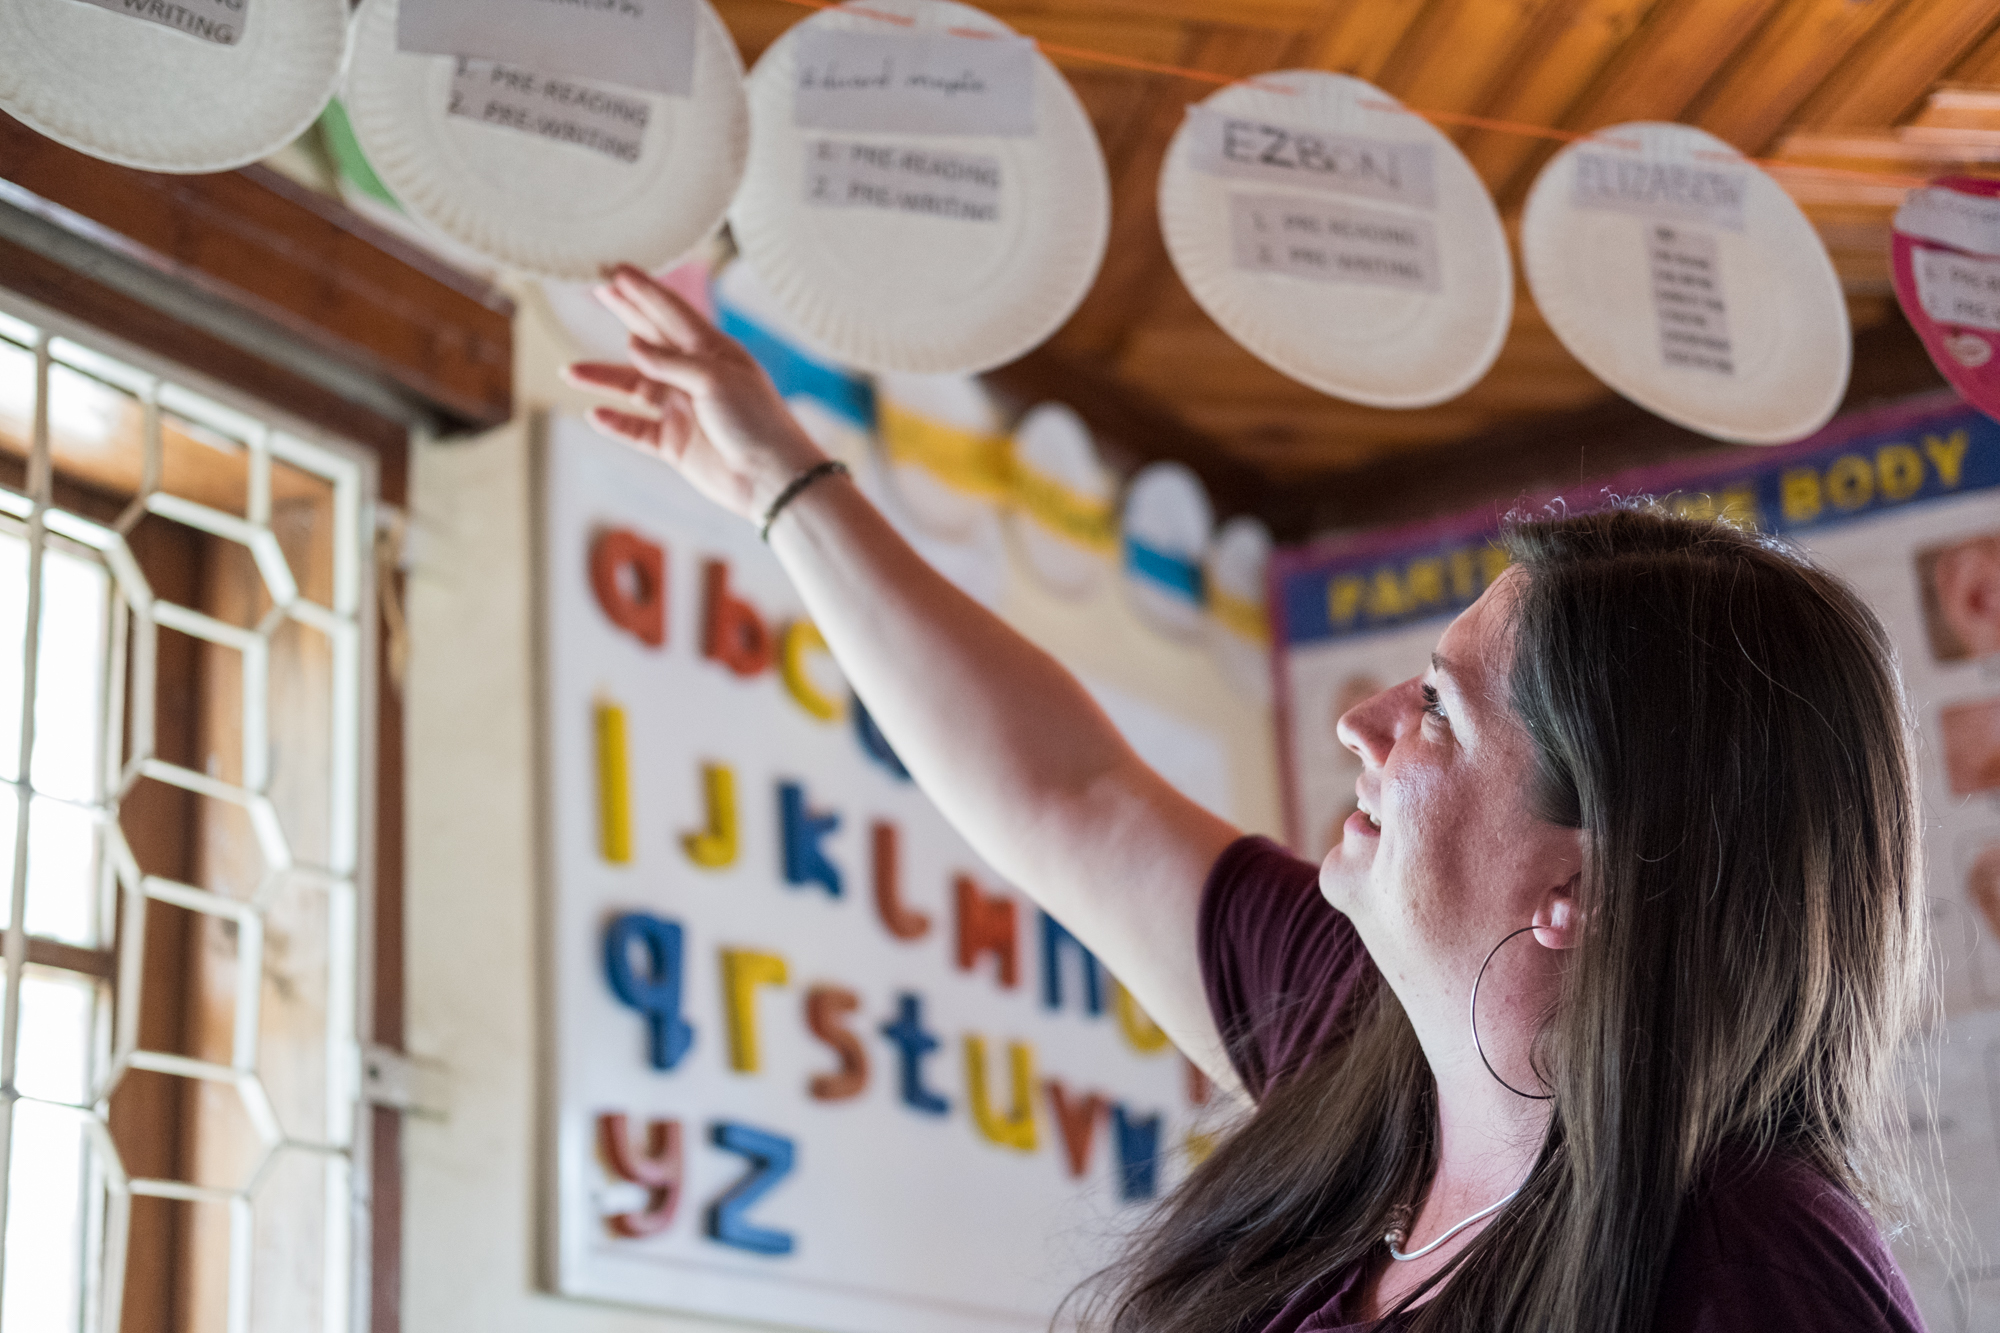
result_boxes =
[717,307,875,431]
[1124,538,1206,604]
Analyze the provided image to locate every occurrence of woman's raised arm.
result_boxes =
[566,266,1241,1091]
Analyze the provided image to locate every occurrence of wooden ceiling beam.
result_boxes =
[1458,0,1665,191]
[1794,0,2000,129]
[1685,0,1901,156]
[1494,0,1784,201]
[1373,0,1568,120]
[1306,0,1438,84]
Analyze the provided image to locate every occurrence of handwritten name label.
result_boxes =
[69,0,245,46]
[401,0,695,97]
[1229,193,1440,292]
[1187,107,1435,210]
[1648,225,1732,374]
[1572,151,1746,232]
[804,139,1001,221]
[791,28,1034,137]
[1897,187,2000,259]
[447,59,650,164]
[1915,248,2000,333]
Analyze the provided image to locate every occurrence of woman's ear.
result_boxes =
[1531,872,1583,950]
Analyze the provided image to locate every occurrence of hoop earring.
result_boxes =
[1470,925,1555,1101]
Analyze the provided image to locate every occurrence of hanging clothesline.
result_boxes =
[762,0,1933,189]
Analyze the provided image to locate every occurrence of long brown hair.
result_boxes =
[1088,508,1929,1332]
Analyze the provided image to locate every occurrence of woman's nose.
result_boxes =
[1336,684,1400,767]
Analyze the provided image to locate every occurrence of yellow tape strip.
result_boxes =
[1210,588,1269,642]
[1012,462,1117,553]
[879,400,1012,499]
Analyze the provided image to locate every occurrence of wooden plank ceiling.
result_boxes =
[715,0,2000,492]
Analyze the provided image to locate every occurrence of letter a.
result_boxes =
[590,529,666,647]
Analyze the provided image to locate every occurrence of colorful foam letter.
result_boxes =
[964,1035,1037,1152]
[955,875,1018,988]
[682,763,738,869]
[721,948,790,1073]
[589,529,666,648]
[1184,1130,1218,1169]
[1114,980,1173,1054]
[1045,1079,1107,1179]
[778,782,842,897]
[707,1121,796,1256]
[598,1112,683,1237]
[804,985,869,1101]
[1112,1104,1162,1202]
[852,694,911,780]
[596,702,633,865]
[1041,912,1104,1014]
[603,913,695,1071]
[879,992,949,1115]
[871,822,930,940]
[779,621,844,723]
[701,560,775,677]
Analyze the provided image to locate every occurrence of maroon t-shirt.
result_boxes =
[1198,836,1928,1333]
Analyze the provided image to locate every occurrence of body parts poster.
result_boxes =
[540,416,1227,1333]
[1271,393,2000,1330]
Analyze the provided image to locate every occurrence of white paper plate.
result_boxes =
[1206,516,1272,701]
[1157,72,1512,409]
[0,0,348,172]
[1521,122,1849,444]
[730,0,1110,374]
[1121,462,1212,641]
[344,0,747,278]
[1006,402,1113,601]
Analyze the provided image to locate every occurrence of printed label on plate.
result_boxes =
[791,28,1035,137]
[447,59,650,164]
[1572,151,1747,232]
[1186,106,1435,210]
[1915,246,2000,333]
[1649,225,1732,374]
[400,0,694,98]
[68,0,245,46]
[804,139,1000,222]
[1898,188,2000,259]
[1228,193,1440,292]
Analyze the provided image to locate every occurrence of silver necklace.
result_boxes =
[1382,1187,1520,1262]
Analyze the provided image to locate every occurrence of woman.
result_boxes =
[566,266,1931,1331]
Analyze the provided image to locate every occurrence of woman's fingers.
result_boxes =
[627,337,716,396]
[610,264,714,349]
[562,360,658,404]
[587,406,663,447]
[594,282,666,345]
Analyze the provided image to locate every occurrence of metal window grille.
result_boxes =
[0,293,377,1333]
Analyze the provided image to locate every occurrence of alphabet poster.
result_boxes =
[539,416,1225,1333]
[1271,393,2000,1330]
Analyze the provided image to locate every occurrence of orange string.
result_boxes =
[762,0,1938,191]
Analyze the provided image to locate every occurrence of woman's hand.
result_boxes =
[562,264,828,522]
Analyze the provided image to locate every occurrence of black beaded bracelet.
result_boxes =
[758,459,850,542]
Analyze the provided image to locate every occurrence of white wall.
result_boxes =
[398,290,1282,1330]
